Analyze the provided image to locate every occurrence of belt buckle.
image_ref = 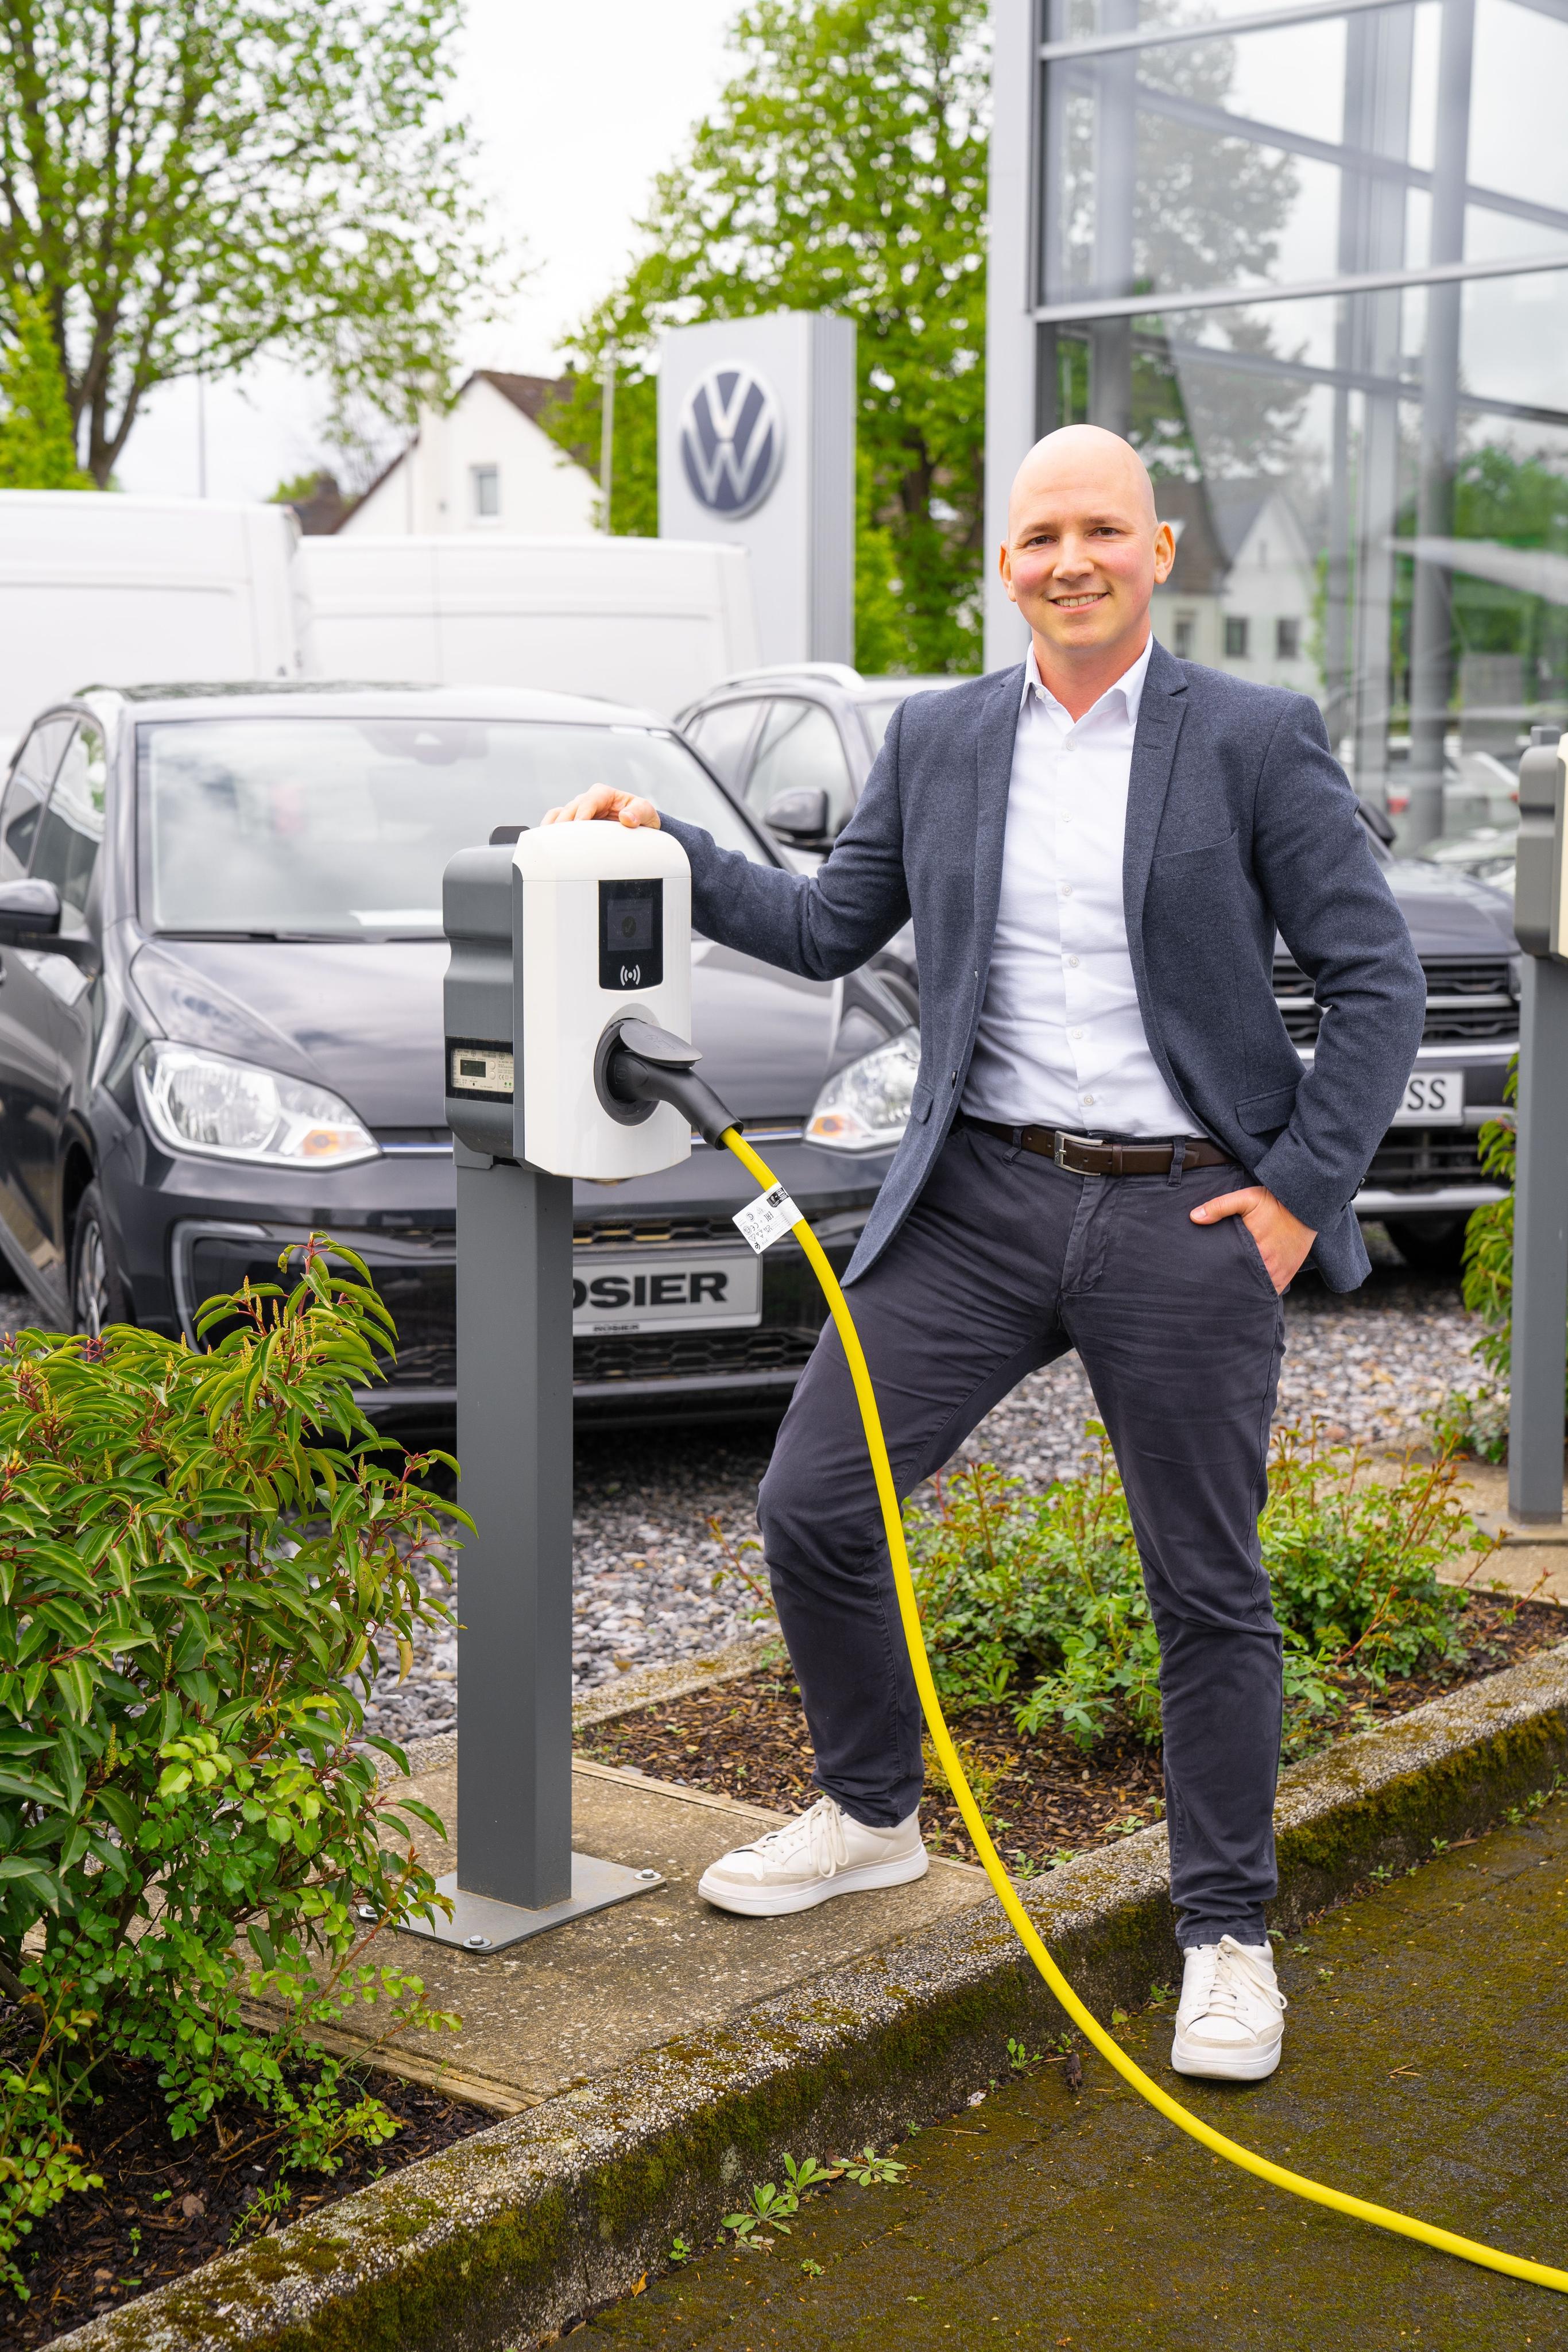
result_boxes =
[1053,1130,1104,1171]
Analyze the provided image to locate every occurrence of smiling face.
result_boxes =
[1000,427,1175,701]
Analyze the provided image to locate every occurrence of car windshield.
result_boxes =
[138,716,767,937]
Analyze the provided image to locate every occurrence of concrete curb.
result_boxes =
[59,1641,1568,2352]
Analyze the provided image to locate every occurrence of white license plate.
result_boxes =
[1393,1070,1464,1125]
[572,1254,762,1336]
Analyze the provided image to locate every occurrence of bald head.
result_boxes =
[1008,425,1157,535]
[999,426,1175,718]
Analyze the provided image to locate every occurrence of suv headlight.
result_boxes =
[806,1028,920,1152]
[136,1043,379,1168]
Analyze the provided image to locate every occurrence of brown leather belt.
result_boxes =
[959,1114,1232,1178]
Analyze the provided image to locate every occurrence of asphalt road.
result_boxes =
[580,1798,1568,2351]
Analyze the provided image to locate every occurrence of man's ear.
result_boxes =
[1152,520,1176,585]
[998,543,1017,605]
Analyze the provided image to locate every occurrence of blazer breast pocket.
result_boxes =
[1236,1082,1299,1135]
[909,1081,934,1125]
[1151,825,1240,866]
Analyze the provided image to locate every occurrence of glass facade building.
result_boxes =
[984,0,1568,849]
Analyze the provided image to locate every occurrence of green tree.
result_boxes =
[0,287,90,486]
[0,0,505,486]
[544,0,992,675]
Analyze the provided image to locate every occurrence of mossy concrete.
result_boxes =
[580,1800,1568,2349]
[55,1642,1568,2352]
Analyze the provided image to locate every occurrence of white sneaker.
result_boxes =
[697,1794,928,1917]
[1170,1935,1287,2081]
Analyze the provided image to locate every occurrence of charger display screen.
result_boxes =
[599,878,663,991]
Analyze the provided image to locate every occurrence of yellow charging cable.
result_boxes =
[719,1125,1568,2296]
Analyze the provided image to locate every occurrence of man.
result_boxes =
[544,426,1424,2082]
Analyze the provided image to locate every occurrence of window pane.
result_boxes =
[687,699,763,789]
[745,701,855,830]
[0,719,72,880]
[138,718,771,935]
[32,722,107,922]
[1133,274,1568,848]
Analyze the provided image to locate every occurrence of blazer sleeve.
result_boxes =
[660,705,913,981]
[1246,696,1426,1232]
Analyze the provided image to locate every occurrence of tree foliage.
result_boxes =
[542,0,991,675]
[0,287,89,488]
[0,0,504,485]
[0,1240,460,2294]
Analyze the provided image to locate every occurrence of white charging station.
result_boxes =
[420,819,702,1952]
[514,823,692,1179]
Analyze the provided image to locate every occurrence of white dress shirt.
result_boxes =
[962,636,1198,1136]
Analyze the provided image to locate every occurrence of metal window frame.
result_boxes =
[1039,0,1566,65]
[1033,244,1568,324]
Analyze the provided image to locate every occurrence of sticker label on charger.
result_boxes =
[733,1183,800,1254]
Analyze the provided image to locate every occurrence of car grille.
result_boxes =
[572,1326,819,1384]
[1363,1131,1491,1187]
[1273,955,1516,1046]
[572,1216,740,1248]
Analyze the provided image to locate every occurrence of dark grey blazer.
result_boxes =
[662,641,1426,1292]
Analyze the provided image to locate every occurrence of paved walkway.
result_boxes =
[581,1802,1568,2350]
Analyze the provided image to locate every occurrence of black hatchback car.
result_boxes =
[0,683,920,1433]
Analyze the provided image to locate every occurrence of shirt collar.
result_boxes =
[1021,633,1155,732]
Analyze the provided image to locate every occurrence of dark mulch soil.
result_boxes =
[580,1591,1568,1873]
[0,2051,481,2349]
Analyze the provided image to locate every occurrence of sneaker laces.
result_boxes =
[744,1795,851,1881]
[1200,1936,1287,2029]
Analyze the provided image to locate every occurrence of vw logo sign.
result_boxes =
[677,361,784,518]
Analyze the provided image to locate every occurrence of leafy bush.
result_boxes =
[1433,1056,1568,1462]
[904,1425,1481,1759]
[0,1240,461,2296]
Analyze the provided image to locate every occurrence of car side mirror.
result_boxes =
[1355,795,1396,847]
[0,877,61,941]
[765,787,835,848]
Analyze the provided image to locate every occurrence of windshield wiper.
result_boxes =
[154,929,354,942]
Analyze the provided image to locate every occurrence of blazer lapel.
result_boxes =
[1122,640,1188,951]
[972,664,1025,961]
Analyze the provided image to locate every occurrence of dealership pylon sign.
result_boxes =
[657,312,854,670]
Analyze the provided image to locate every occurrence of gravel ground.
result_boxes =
[0,1245,1490,1748]
[363,1236,1491,1742]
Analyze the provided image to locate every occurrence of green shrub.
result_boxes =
[1433,1055,1568,1461]
[904,1425,1480,1759]
[0,1240,461,2296]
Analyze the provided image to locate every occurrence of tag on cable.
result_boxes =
[733,1182,800,1254]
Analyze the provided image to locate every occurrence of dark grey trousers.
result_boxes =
[757,1123,1288,1948]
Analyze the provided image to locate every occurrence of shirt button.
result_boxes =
[1059,883,1073,899]
[1071,1027,1083,1040]
[1067,955,1080,968]
[1081,1093,1095,1106]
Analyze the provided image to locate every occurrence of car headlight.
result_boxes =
[136,1043,379,1168]
[806,1028,920,1152]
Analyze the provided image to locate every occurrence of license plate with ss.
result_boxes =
[572,1254,762,1335]
[1393,1070,1464,1125]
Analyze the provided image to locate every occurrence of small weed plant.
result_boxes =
[716,2146,903,2256]
[0,1240,462,2296]
[903,1424,1484,1759]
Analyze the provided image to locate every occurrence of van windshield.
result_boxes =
[138,716,766,937]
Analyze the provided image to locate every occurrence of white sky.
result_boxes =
[117,0,740,502]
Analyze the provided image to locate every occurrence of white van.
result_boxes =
[297,533,760,719]
[0,493,307,757]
